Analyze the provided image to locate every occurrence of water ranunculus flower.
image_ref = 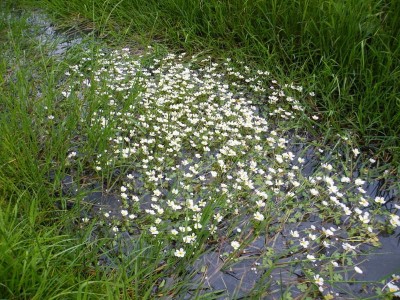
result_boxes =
[149,226,159,235]
[174,248,186,257]
[314,274,324,286]
[390,214,400,227]
[290,230,299,238]
[254,211,265,221]
[231,240,240,250]
[300,238,309,248]
[354,266,363,274]
[352,148,360,157]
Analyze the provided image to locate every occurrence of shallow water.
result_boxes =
[26,12,84,57]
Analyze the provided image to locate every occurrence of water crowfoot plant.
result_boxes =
[57,46,399,298]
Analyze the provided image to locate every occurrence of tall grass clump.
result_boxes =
[33,0,400,162]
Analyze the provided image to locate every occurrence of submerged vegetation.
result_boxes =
[1,0,399,299]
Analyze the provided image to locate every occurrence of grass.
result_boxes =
[1,1,400,299]
[26,0,400,163]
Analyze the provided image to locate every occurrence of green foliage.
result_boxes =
[1,1,399,299]
[30,0,400,162]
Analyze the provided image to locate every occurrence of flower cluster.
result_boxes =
[61,47,399,294]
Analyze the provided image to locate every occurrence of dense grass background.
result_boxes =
[24,0,400,162]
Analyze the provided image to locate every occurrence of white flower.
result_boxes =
[322,228,334,236]
[209,224,217,234]
[387,282,400,296]
[392,274,400,281]
[290,230,299,238]
[67,151,77,158]
[183,234,196,244]
[390,214,400,227]
[121,209,128,216]
[292,180,300,187]
[321,163,332,171]
[256,200,266,208]
[307,254,316,262]
[174,248,186,257]
[309,233,317,240]
[194,223,202,229]
[253,211,265,221]
[314,274,324,286]
[341,176,351,183]
[310,188,319,196]
[275,155,283,164]
[355,178,365,186]
[354,266,363,274]
[342,243,356,251]
[359,212,370,224]
[359,197,369,207]
[231,241,240,250]
[179,226,192,233]
[62,90,70,97]
[214,213,223,223]
[343,206,352,215]
[374,196,385,204]
[149,226,159,235]
[300,238,309,248]
[327,185,338,194]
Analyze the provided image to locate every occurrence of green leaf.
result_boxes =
[297,283,308,292]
